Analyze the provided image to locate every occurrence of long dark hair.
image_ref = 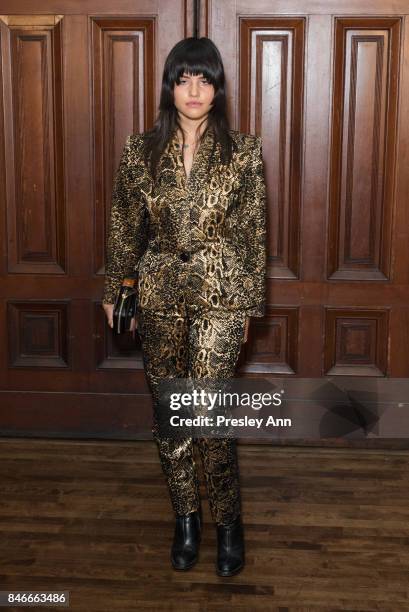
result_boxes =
[142,37,237,180]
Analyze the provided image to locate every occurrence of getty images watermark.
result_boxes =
[152,376,409,439]
[155,377,288,437]
[167,385,288,432]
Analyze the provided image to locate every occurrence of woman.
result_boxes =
[102,37,267,577]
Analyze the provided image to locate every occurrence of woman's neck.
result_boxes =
[176,116,208,144]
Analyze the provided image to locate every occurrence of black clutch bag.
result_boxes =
[112,273,138,334]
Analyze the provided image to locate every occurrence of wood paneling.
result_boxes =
[0,0,409,442]
[0,4,185,436]
[240,306,298,374]
[91,17,155,275]
[0,16,65,274]
[211,3,409,389]
[239,18,305,280]
[8,301,70,368]
[328,18,401,280]
[324,307,389,376]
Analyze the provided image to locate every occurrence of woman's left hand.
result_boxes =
[242,316,251,343]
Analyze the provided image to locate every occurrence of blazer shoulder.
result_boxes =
[228,129,262,151]
[120,133,146,165]
[125,132,145,149]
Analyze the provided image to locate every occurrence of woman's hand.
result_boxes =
[103,303,138,337]
[242,316,251,343]
[129,315,139,341]
[103,303,114,328]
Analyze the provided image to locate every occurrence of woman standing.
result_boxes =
[102,37,267,577]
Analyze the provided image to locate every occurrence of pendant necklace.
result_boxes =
[177,136,197,151]
[180,142,196,150]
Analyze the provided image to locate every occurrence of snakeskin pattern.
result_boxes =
[102,127,268,525]
[137,304,247,525]
[102,127,267,317]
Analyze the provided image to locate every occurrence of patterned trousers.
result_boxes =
[137,305,247,526]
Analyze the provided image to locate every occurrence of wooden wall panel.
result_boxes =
[7,301,70,368]
[0,3,190,438]
[0,16,65,274]
[239,307,298,374]
[91,17,155,276]
[324,308,389,376]
[328,18,401,280]
[239,18,305,280]
[0,0,408,442]
[212,5,409,384]
[90,18,155,373]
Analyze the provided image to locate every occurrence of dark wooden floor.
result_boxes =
[0,438,409,611]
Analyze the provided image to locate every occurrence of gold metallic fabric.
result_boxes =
[102,127,267,317]
[103,126,268,525]
[137,306,247,525]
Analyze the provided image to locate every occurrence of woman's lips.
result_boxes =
[186,102,202,107]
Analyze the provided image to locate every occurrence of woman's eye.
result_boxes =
[178,78,209,85]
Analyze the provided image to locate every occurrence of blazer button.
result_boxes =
[179,251,191,262]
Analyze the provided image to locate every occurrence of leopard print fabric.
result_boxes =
[102,127,267,318]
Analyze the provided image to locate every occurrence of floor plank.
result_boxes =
[0,438,408,611]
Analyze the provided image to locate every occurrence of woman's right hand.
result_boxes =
[129,316,138,332]
[102,303,138,334]
[102,303,115,328]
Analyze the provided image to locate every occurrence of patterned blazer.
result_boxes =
[102,127,267,317]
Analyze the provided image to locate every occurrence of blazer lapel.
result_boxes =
[169,127,219,196]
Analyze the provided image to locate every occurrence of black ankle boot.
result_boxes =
[171,510,201,570]
[216,514,245,577]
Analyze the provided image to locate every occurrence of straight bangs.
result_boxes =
[170,61,219,88]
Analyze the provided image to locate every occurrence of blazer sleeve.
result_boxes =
[241,136,267,318]
[102,135,149,305]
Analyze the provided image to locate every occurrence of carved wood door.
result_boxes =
[0,2,194,436]
[204,3,409,382]
[1,0,408,443]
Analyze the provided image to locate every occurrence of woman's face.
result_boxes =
[173,72,215,122]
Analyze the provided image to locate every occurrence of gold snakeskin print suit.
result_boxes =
[103,127,267,525]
